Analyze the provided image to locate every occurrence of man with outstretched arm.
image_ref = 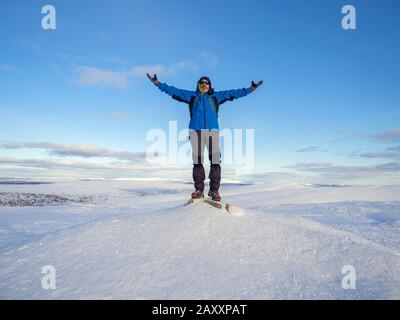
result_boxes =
[147,73,263,201]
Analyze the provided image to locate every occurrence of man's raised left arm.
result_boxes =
[214,80,263,104]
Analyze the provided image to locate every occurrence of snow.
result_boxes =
[0,179,399,299]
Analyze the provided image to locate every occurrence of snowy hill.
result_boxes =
[0,179,400,299]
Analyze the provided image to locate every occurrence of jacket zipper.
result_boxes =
[204,97,207,128]
[200,89,214,129]
[200,90,207,129]
[208,96,214,112]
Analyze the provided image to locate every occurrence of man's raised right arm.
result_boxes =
[147,73,194,103]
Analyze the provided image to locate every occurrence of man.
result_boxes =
[147,73,263,201]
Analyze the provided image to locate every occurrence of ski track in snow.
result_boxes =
[0,180,400,299]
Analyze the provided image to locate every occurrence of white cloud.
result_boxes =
[106,112,129,121]
[359,145,400,160]
[0,142,147,162]
[285,162,333,170]
[16,40,42,55]
[199,52,219,67]
[75,60,197,89]
[0,64,14,71]
[285,161,400,180]
[92,33,110,42]
[131,64,166,77]
[75,66,128,89]
[295,146,328,153]
[104,56,125,64]
[372,128,400,142]
[130,61,197,77]
[168,61,197,74]
[0,156,187,181]
[0,141,185,179]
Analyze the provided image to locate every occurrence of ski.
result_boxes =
[186,197,230,213]
[204,198,230,212]
[186,197,204,206]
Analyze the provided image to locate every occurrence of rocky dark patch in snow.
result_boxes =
[0,193,109,207]
[177,181,251,187]
[0,181,54,185]
[121,188,180,197]
[0,178,54,185]
[303,183,350,188]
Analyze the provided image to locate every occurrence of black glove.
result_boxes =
[251,80,263,91]
[146,73,159,85]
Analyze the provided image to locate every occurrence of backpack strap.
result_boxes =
[171,95,196,118]
[219,96,235,105]
[172,95,187,103]
[212,96,219,114]
[212,95,234,114]
[188,96,196,118]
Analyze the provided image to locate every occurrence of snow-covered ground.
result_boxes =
[0,178,399,299]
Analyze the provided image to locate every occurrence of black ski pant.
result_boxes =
[189,130,221,192]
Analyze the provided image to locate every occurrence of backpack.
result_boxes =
[187,95,234,118]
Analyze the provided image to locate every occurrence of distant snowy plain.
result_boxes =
[0,178,399,299]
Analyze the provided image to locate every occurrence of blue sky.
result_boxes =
[0,0,399,184]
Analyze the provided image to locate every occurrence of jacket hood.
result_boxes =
[196,76,214,95]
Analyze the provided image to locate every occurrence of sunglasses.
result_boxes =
[199,81,210,85]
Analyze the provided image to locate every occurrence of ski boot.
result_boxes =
[191,189,204,199]
[208,189,221,202]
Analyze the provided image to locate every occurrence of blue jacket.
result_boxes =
[156,82,252,130]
